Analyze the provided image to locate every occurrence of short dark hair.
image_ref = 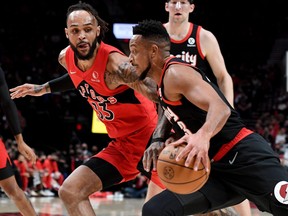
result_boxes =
[133,20,171,46]
[166,0,194,3]
[66,2,109,42]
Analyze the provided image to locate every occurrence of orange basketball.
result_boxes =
[157,144,210,194]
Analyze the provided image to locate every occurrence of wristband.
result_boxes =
[151,137,165,143]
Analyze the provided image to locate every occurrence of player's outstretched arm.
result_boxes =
[10,82,51,99]
[10,73,75,99]
[15,133,37,164]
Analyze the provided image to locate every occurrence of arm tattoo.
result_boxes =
[34,85,42,93]
[45,85,50,93]
[34,84,49,93]
[118,62,139,83]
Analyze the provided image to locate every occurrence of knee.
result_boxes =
[142,201,162,216]
[58,183,74,203]
[4,186,26,202]
[2,182,21,198]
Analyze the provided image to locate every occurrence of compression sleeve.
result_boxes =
[48,73,75,93]
[0,67,21,135]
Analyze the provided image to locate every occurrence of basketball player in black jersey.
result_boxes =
[163,1,249,214]
[0,66,37,216]
[163,1,251,215]
[129,19,288,216]
[163,0,233,107]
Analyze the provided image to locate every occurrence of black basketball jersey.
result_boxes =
[170,23,217,85]
[158,57,245,158]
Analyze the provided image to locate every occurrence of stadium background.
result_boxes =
[0,0,287,153]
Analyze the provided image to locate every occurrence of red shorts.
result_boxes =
[0,139,13,180]
[95,122,164,188]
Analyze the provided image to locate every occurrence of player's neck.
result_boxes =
[76,58,95,72]
[165,21,190,40]
[75,48,98,72]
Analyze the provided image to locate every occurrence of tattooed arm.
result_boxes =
[117,61,159,103]
[128,77,159,103]
[107,53,160,103]
[10,82,52,99]
[10,74,74,99]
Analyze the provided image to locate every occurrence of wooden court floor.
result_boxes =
[0,196,272,216]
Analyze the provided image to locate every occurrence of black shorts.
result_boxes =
[143,133,288,216]
[0,159,14,181]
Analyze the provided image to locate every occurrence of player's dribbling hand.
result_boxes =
[143,141,165,172]
[170,134,210,173]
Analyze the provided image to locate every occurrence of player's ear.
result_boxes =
[151,44,158,59]
[189,3,195,13]
[165,2,169,12]
[65,28,69,39]
[96,26,100,37]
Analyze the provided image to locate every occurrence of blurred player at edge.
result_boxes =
[0,66,37,216]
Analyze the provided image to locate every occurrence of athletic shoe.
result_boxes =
[30,190,39,197]
[39,189,55,197]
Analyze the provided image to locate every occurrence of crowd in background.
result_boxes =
[0,0,288,198]
[1,137,148,198]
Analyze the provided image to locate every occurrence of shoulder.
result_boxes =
[199,27,220,54]
[166,63,197,82]
[59,45,70,57]
[106,51,129,76]
[58,46,70,68]
[108,51,128,65]
[164,63,201,95]
[199,27,217,42]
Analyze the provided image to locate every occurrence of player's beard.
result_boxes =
[70,38,97,60]
[139,62,151,81]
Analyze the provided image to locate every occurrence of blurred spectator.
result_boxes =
[91,145,99,155]
[275,127,287,155]
[123,174,148,198]
[49,153,64,191]
[13,154,30,195]
[81,142,92,162]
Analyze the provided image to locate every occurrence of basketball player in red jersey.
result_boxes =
[0,66,37,216]
[10,2,164,216]
[130,19,288,216]
[163,1,251,215]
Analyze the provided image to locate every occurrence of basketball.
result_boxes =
[157,144,210,194]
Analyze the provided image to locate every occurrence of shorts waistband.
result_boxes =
[211,127,253,162]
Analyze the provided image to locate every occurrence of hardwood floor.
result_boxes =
[0,196,272,216]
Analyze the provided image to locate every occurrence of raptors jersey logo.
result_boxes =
[274,181,288,204]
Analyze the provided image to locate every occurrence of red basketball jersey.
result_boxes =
[65,42,157,138]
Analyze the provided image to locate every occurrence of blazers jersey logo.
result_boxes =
[187,37,196,47]
[274,181,288,204]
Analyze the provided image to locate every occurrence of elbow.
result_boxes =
[223,104,231,121]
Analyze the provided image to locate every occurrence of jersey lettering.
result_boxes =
[78,82,115,121]
[174,52,197,66]
[163,106,192,135]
